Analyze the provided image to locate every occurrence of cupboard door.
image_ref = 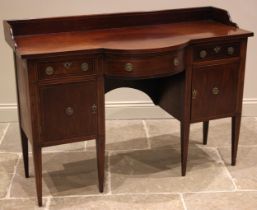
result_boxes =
[191,62,239,122]
[39,80,97,142]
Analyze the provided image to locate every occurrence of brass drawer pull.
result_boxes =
[212,87,220,95]
[173,57,179,66]
[81,62,89,71]
[192,89,198,99]
[200,50,207,59]
[214,46,221,53]
[125,63,133,72]
[65,107,74,116]
[227,47,235,55]
[45,66,54,76]
[92,104,97,114]
[64,62,72,69]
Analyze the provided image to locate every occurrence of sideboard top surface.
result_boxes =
[4,7,253,58]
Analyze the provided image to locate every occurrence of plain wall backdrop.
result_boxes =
[0,0,256,121]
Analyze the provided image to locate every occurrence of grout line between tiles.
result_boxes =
[214,148,238,191]
[50,192,181,199]
[182,190,236,194]
[100,192,183,196]
[2,117,255,124]
[84,140,87,151]
[107,146,217,152]
[0,123,10,145]
[217,145,257,149]
[236,189,257,192]
[44,196,51,210]
[196,144,218,150]
[0,151,22,155]
[201,144,257,150]
[183,189,257,195]
[0,197,36,200]
[107,151,112,195]
[142,120,151,149]
[5,153,21,199]
[41,147,173,154]
[0,193,180,201]
[106,118,175,121]
[238,144,257,148]
[179,193,188,210]
[0,196,37,200]
[4,189,257,201]
[41,150,91,154]
[40,145,232,154]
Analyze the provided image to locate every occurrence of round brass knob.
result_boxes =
[45,66,54,76]
[65,107,74,116]
[200,50,207,59]
[227,47,235,55]
[212,87,220,95]
[81,62,89,71]
[125,63,133,72]
[173,57,179,66]
[64,62,72,69]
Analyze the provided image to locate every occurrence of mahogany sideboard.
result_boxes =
[3,7,253,206]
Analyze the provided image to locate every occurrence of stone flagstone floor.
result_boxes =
[0,117,257,210]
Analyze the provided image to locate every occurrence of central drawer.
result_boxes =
[105,50,184,78]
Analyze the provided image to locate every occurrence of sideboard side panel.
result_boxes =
[14,54,32,140]
[27,60,42,145]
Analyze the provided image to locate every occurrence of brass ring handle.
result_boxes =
[64,62,72,69]
[125,63,133,72]
[212,87,220,95]
[45,66,54,76]
[227,47,235,55]
[81,62,89,71]
[173,57,179,66]
[65,107,74,116]
[200,50,207,59]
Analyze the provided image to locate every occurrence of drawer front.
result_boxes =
[105,51,184,78]
[37,58,96,80]
[193,42,240,61]
[39,81,97,142]
[191,62,239,122]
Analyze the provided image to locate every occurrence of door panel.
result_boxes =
[39,80,97,142]
[191,62,239,122]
